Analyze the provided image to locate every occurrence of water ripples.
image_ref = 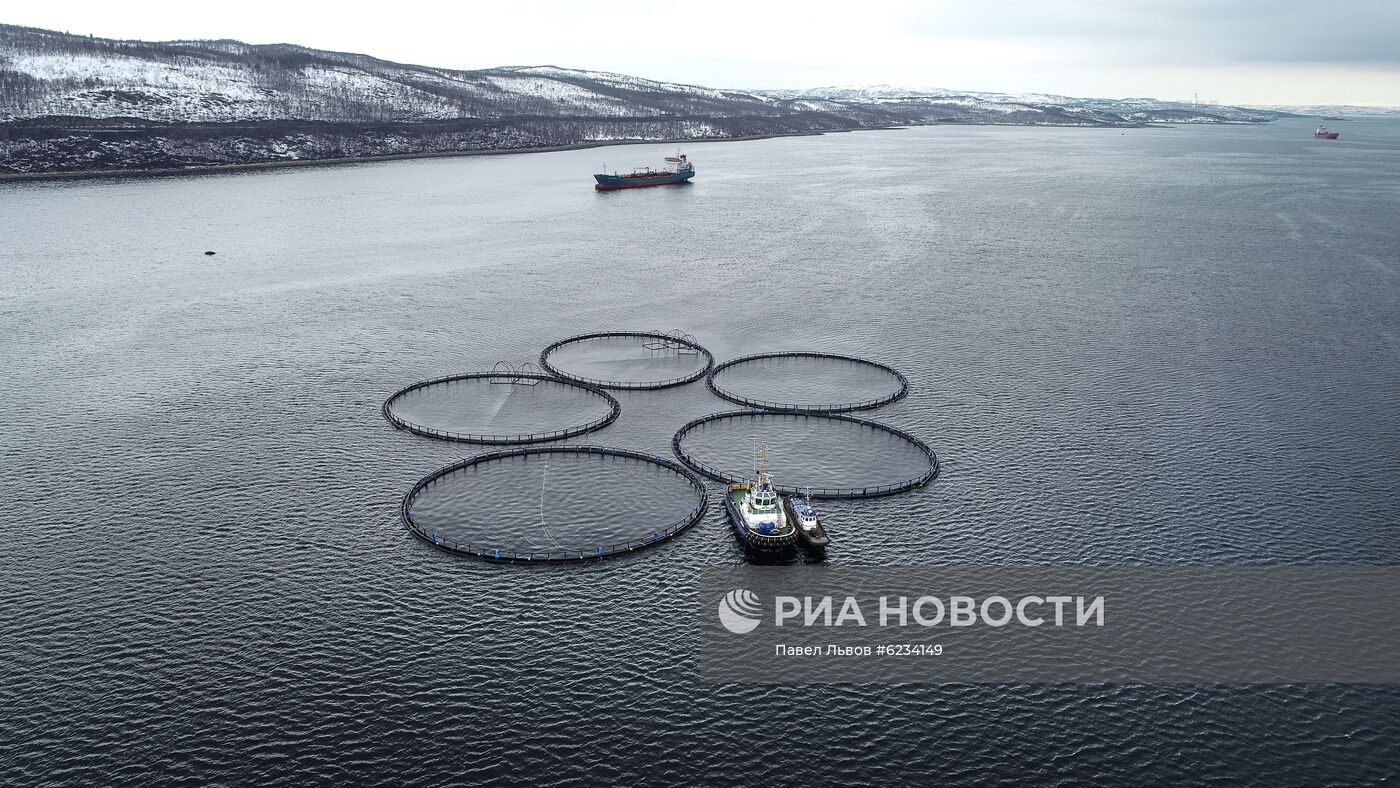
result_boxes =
[3,120,1399,784]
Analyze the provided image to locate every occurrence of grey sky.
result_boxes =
[5,0,1398,105]
[928,1,1400,64]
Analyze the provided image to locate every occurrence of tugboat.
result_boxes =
[724,448,797,553]
[1314,126,1341,139]
[593,152,695,190]
[785,490,830,553]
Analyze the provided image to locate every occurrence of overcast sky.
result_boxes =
[6,0,1399,106]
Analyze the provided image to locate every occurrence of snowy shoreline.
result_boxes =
[0,128,866,183]
[0,120,1220,183]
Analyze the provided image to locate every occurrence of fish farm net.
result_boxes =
[539,330,714,389]
[672,411,938,499]
[383,371,620,444]
[706,352,909,413]
[402,446,708,561]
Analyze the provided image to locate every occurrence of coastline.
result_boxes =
[0,128,869,185]
[0,121,1191,185]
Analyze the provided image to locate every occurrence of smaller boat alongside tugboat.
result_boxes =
[725,449,797,553]
[1314,126,1341,139]
[593,152,695,190]
[785,490,830,553]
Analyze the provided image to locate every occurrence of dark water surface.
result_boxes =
[3,118,1399,784]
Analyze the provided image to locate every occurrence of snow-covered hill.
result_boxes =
[759,86,1284,126]
[0,24,1291,175]
[1244,103,1400,118]
[0,25,808,123]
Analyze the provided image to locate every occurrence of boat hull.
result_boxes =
[593,169,695,190]
[725,487,797,552]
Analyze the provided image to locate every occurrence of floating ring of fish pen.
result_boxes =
[401,445,709,562]
[672,411,938,499]
[706,352,910,414]
[383,371,620,444]
[539,330,715,390]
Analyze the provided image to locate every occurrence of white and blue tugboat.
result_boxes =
[724,448,798,552]
[785,490,829,552]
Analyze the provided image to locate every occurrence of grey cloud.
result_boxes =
[904,1,1400,66]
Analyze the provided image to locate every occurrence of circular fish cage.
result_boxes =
[383,368,620,444]
[539,330,714,390]
[672,411,938,499]
[402,446,709,562]
[706,352,909,414]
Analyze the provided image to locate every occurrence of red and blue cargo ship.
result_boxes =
[594,153,695,190]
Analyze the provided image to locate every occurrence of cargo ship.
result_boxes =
[1314,126,1340,139]
[594,153,695,190]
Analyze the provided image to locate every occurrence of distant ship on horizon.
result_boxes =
[594,152,695,190]
[1314,126,1341,139]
